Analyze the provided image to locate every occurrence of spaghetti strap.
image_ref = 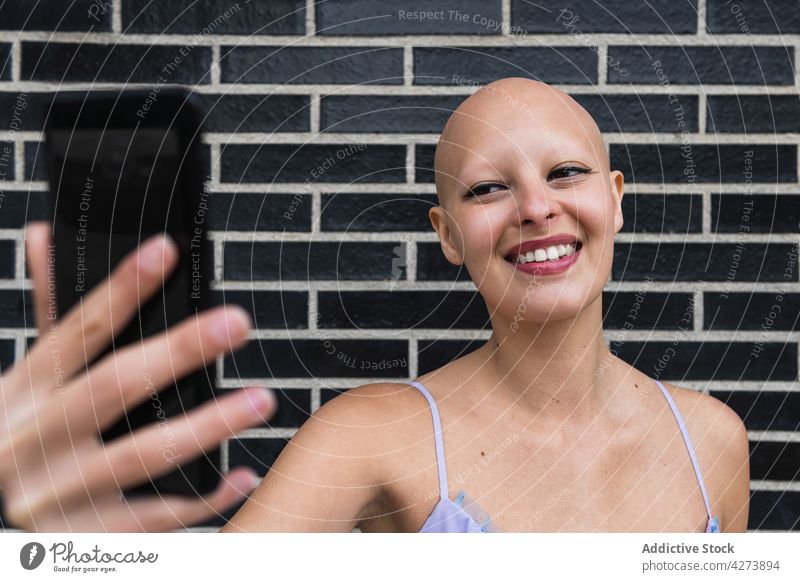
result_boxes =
[409,380,449,501]
[653,379,714,520]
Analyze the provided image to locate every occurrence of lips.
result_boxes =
[508,243,582,276]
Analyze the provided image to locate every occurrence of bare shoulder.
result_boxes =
[663,382,750,532]
[310,381,437,475]
[268,382,422,467]
[222,381,430,532]
[314,381,427,427]
[664,382,747,443]
[319,382,424,414]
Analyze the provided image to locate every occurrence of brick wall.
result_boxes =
[0,0,797,532]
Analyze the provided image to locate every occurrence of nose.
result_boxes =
[512,176,560,226]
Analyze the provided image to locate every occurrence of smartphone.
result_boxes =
[43,89,220,497]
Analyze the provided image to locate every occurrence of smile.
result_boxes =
[504,241,582,276]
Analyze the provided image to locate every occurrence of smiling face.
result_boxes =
[428,77,625,324]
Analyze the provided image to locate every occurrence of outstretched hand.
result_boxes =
[0,222,276,532]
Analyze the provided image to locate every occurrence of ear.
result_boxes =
[610,170,625,235]
[428,205,464,266]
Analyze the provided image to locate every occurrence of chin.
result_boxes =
[482,288,589,328]
[472,257,602,322]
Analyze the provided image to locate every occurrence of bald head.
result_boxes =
[433,77,608,205]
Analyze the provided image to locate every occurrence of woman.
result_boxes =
[0,77,750,533]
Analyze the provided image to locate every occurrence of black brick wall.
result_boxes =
[0,0,797,533]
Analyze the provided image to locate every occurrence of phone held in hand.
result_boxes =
[43,89,221,498]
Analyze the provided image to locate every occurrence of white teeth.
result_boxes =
[511,243,577,264]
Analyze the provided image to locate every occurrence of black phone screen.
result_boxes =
[45,92,220,498]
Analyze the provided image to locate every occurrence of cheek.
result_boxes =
[597,195,620,250]
[459,206,506,265]
[573,193,616,255]
[576,196,617,296]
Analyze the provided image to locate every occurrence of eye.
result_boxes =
[548,166,593,181]
[464,183,507,198]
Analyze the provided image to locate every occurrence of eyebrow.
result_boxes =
[454,134,596,181]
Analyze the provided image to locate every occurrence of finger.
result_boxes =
[24,222,55,339]
[113,467,260,532]
[35,468,259,532]
[9,234,178,389]
[51,306,253,440]
[4,383,271,529]
[84,386,275,496]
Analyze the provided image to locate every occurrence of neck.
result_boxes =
[478,294,623,425]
